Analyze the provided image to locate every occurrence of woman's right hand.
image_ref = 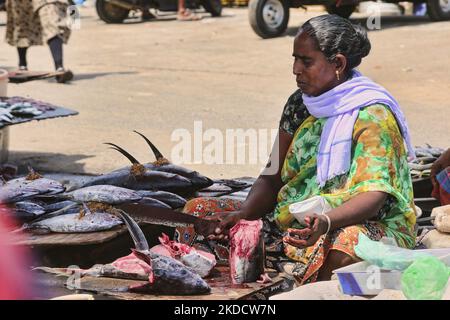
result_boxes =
[205,211,244,242]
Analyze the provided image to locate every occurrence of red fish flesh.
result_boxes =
[229,219,265,284]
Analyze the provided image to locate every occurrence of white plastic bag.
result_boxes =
[289,196,332,225]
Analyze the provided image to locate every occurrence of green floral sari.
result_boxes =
[269,104,416,282]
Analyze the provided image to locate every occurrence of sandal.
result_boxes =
[177,9,201,21]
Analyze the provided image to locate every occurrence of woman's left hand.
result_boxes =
[283,214,329,249]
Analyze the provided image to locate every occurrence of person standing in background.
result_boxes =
[5,0,74,83]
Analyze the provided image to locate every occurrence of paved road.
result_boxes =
[0,5,449,178]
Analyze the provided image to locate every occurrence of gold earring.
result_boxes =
[336,70,340,81]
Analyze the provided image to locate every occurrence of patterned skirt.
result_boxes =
[175,197,387,285]
[6,0,71,47]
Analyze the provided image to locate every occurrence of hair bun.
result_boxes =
[352,24,371,58]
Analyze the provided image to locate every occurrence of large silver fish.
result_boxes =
[69,185,142,205]
[7,177,65,196]
[10,201,47,222]
[26,208,122,233]
[0,183,40,203]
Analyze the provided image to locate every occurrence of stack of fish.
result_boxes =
[2,96,56,112]
[36,211,212,295]
[0,101,44,123]
[410,145,445,180]
[0,170,133,233]
[0,131,246,235]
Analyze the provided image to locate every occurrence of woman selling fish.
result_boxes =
[176,14,417,285]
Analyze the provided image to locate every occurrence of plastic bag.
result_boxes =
[401,256,450,300]
[354,233,429,271]
[289,196,332,226]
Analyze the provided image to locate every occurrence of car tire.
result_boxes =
[201,0,222,17]
[249,0,290,39]
[325,3,356,18]
[427,0,450,21]
[96,0,130,24]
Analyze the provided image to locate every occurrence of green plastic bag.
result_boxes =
[354,233,428,271]
[401,256,450,300]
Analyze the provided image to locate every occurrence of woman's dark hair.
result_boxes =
[298,14,371,74]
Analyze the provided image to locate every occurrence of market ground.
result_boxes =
[0,5,449,179]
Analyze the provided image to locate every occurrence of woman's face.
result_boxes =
[293,31,340,97]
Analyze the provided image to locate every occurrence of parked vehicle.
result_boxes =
[249,0,450,38]
[96,0,222,23]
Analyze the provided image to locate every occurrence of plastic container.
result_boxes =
[289,196,332,225]
[334,248,450,296]
[0,69,8,97]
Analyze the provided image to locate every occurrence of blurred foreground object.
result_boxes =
[401,256,450,300]
[0,205,33,300]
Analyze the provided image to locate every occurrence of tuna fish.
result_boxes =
[11,201,46,222]
[25,204,123,233]
[80,166,193,193]
[117,210,211,294]
[130,249,211,295]
[133,131,213,191]
[150,233,216,278]
[0,170,65,203]
[7,176,65,196]
[0,183,40,204]
[229,219,265,284]
[103,131,213,194]
[36,211,211,294]
[15,201,46,215]
[69,185,142,205]
[25,202,81,225]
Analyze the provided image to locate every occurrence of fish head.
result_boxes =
[42,179,66,194]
